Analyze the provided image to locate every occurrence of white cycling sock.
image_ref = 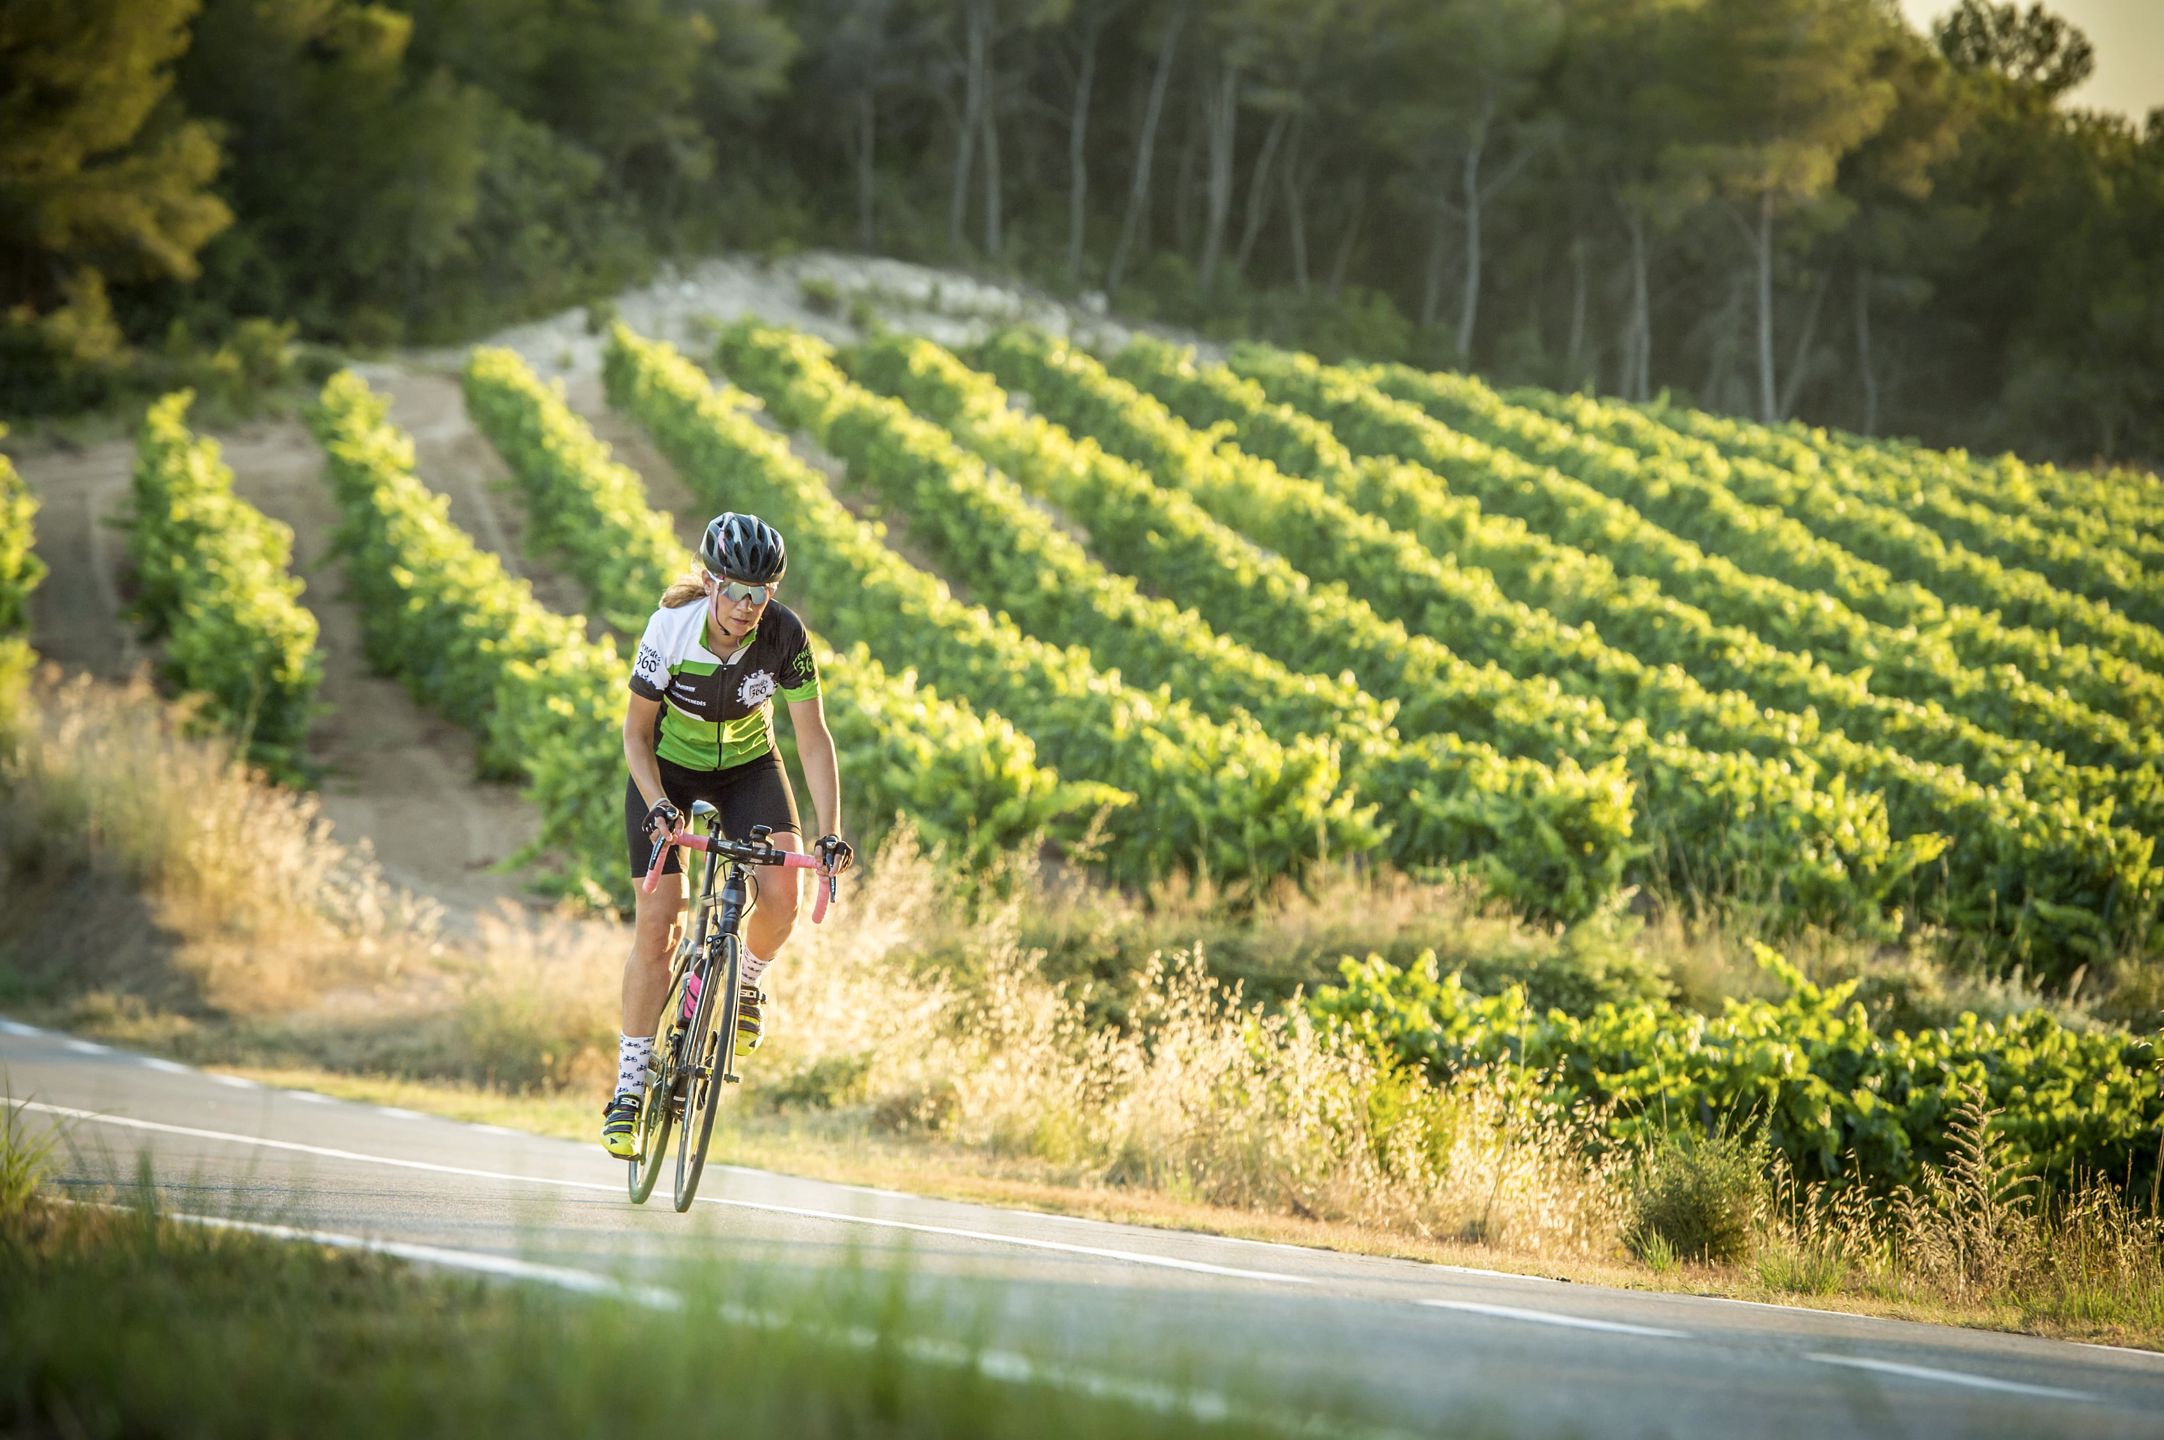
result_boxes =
[741,949,770,986]
[615,1033,653,1097]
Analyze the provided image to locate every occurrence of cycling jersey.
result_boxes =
[628,598,821,771]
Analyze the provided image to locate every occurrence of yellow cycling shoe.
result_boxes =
[599,1092,640,1159]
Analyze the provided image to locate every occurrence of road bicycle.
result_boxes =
[626,803,838,1212]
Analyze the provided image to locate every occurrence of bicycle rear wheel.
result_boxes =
[672,932,742,1212]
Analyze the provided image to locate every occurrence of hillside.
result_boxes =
[11,247,2161,967]
[4,253,1086,926]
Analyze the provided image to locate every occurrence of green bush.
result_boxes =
[1628,1129,1764,1265]
[1310,945,2164,1193]
[1398,364,2162,770]
[976,330,1948,938]
[839,330,1653,922]
[1218,343,2158,970]
[0,439,45,638]
[128,392,321,768]
[797,276,842,316]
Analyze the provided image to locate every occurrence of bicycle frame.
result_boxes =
[627,808,836,1210]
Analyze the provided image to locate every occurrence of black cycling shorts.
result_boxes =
[625,750,801,881]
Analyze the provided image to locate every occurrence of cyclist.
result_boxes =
[602,511,854,1158]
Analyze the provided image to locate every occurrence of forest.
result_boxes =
[3,0,2159,462]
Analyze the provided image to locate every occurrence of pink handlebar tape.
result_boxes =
[640,832,836,923]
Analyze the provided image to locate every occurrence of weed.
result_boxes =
[1,1094,53,1219]
[1627,1128,1764,1265]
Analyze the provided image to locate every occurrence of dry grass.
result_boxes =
[1758,1098,2164,1334]
[0,669,440,1015]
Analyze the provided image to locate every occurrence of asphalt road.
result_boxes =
[8,1017,2162,1440]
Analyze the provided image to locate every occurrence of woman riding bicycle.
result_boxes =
[602,511,854,1158]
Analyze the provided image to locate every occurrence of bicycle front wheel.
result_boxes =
[628,964,695,1205]
[672,932,742,1213]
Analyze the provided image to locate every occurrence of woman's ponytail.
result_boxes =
[660,571,706,608]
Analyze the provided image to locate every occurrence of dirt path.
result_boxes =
[9,438,144,681]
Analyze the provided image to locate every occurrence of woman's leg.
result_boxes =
[721,750,805,979]
[743,829,803,968]
[621,874,684,1037]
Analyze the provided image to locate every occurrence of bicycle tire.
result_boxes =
[627,965,692,1204]
[673,931,742,1212]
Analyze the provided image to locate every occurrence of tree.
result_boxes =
[178,0,489,337]
[1672,0,1896,420]
[1934,0,2093,99]
[1553,0,1710,400]
[1371,0,1560,360]
[1829,11,1970,433]
[0,0,230,388]
[1105,0,1192,299]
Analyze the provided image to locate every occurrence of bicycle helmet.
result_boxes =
[698,511,787,584]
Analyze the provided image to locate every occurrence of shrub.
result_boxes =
[128,392,321,768]
[0,435,47,636]
[1627,1129,1764,1265]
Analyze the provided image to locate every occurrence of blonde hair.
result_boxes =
[660,570,706,608]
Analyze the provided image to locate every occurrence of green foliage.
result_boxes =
[459,343,1117,868]
[1641,391,2164,641]
[1401,364,2164,746]
[0,439,44,638]
[966,329,1955,939]
[616,321,1367,887]
[1247,347,2147,774]
[1628,1129,1765,1266]
[0,1100,53,1220]
[840,327,1637,923]
[1110,336,2163,973]
[309,370,626,902]
[1310,946,2164,1193]
[1786,421,2164,597]
[127,392,320,769]
[1148,339,2108,791]
[797,276,843,316]
[0,0,232,404]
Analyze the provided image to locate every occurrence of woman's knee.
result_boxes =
[631,886,683,959]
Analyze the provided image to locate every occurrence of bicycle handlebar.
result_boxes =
[639,831,838,923]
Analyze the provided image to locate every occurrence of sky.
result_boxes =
[1897,0,2164,121]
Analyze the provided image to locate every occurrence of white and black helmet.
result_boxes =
[698,511,787,584]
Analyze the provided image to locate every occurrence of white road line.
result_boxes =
[207,1075,257,1089]
[135,1056,192,1074]
[0,1019,46,1036]
[1806,1353,2097,1402]
[125,1206,1410,1440]
[469,1124,523,1137]
[375,1107,427,1120]
[1419,1300,1688,1339]
[21,1102,1314,1287]
[290,1092,335,1105]
[2077,1342,2164,1363]
[1689,1293,1909,1325]
[62,1039,111,1055]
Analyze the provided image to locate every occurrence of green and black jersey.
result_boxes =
[628,598,822,771]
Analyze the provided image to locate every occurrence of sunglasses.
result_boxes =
[704,570,774,605]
